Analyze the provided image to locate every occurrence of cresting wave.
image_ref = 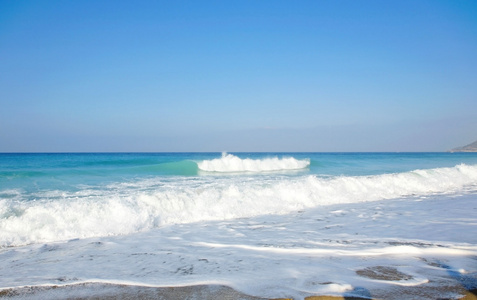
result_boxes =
[197,153,310,172]
[1,164,477,247]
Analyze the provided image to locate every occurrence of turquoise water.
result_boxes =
[2,152,477,191]
[1,152,477,247]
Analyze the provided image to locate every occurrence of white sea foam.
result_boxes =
[197,153,310,172]
[1,164,477,247]
[1,193,476,299]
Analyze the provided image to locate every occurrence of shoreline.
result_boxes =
[1,195,477,300]
[0,282,476,300]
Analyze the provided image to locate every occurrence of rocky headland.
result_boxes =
[450,140,477,152]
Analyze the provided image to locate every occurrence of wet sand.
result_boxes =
[0,282,475,300]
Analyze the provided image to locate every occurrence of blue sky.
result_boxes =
[1,0,476,152]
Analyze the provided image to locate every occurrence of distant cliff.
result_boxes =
[450,140,477,152]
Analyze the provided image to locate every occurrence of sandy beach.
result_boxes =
[0,282,476,300]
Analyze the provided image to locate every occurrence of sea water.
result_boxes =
[1,152,477,299]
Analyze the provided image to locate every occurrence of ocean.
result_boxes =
[1,152,477,299]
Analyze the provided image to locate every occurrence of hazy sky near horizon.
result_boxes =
[1,0,476,152]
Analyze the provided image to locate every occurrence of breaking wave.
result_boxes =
[1,163,477,247]
[197,153,310,173]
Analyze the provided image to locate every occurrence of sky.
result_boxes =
[1,0,476,152]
